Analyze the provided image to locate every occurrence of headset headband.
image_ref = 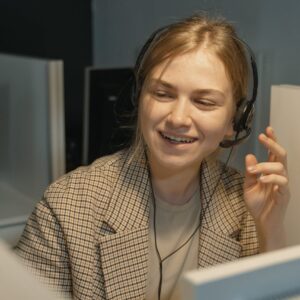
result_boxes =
[133,22,258,148]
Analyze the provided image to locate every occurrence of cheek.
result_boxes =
[140,100,165,128]
[195,111,232,136]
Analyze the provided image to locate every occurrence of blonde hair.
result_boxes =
[130,13,250,159]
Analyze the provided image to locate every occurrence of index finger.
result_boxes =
[266,126,277,142]
[266,126,277,162]
[259,127,287,165]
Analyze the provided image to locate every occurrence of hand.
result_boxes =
[243,126,290,251]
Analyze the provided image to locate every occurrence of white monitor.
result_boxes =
[0,239,66,300]
[0,53,65,246]
[180,245,300,300]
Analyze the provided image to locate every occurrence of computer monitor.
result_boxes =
[0,239,66,300]
[180,245,300,299]
[0,53,66,246]
[82,67,134,165]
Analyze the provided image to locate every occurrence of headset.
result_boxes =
[220,43,258,148]
[132,24,258,149]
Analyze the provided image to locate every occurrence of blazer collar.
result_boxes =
[200,157,240,235]
[198,158,242,267]
[103,152,241,237]
[98,149,151,299]
[103,149,151,232]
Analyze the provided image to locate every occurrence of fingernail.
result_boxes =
[261,134,268,140]
[259,175,267,182]
[247,166,256,172]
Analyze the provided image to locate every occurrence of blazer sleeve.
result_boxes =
[15,196,73,297]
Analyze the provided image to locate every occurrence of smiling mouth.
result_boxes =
[160,132,197,144]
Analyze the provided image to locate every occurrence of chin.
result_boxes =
[150,151,202,173]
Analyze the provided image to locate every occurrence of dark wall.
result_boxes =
[0,0,92,171]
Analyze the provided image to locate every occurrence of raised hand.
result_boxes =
[243,126,290,251]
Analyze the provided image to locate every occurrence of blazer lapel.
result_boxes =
[97,151,151,299]
[198,159,242,267]
[95,152,244,297]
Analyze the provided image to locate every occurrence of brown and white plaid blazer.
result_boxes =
[16,149,259,300]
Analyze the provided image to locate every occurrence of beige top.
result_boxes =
[146,188,201,300]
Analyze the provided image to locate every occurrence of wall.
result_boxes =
[92,0,262,68]
[0,0,92,171]
[92,0,300,170]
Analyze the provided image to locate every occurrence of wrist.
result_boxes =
[255,222,287,253]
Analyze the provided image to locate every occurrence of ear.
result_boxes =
[224,118,235,138]
[224,99,238,138]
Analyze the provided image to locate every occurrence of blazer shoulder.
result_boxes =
[43,150,129,212]
[50,150,126,187]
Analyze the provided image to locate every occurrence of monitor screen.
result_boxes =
[0,239,66,300]
[180,245,300,300]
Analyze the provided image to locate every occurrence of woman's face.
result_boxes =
[139,47,235,174]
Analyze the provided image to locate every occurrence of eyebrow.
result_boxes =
[148,78,174,90]
[148,78,226,99]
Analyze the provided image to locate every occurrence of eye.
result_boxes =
[152,90,175,100]
[194,98,216,108]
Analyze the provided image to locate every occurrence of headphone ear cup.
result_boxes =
[233,100,254,133]
[220,100,254,148]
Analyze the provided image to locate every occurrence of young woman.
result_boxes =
[16,14,290,300]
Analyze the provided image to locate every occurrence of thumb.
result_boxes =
[244,154,258,189]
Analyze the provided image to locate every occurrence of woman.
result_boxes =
[16,14,290,300]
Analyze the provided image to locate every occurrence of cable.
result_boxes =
[149,146,235,300]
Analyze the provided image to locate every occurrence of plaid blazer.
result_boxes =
[16,149,258,300]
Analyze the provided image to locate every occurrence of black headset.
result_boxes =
[220,43,258,148]
[132,24,258,148]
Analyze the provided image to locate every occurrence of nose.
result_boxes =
[166,98,192,128]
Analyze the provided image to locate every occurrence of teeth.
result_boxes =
[161,133,195,143]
